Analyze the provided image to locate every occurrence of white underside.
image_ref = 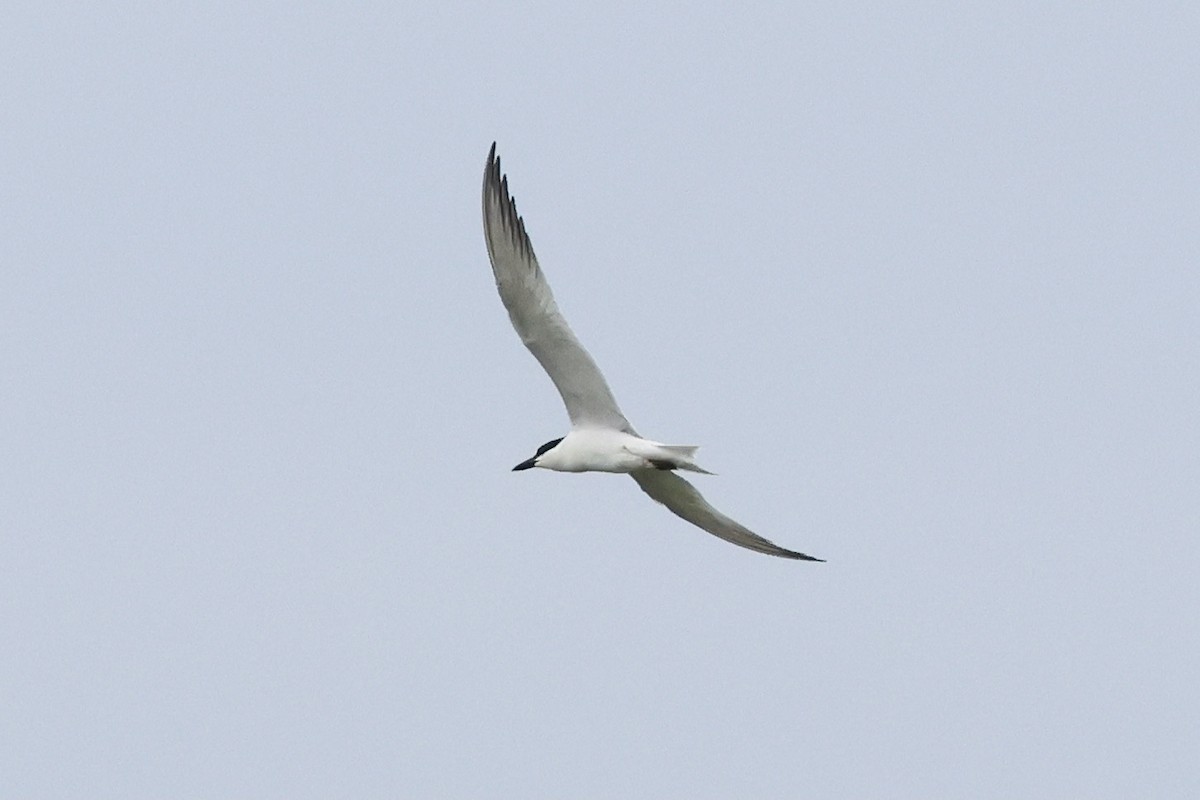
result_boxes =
[535,428,710,474]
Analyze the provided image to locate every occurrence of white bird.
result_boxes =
[482,143,823,561]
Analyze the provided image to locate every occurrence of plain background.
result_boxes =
[2,2,1197,797]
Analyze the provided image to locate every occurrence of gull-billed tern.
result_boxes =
[483,143,823,561]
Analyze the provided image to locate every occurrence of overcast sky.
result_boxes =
[2,2,1197,797]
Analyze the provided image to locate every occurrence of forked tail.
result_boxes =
[658,444,715,475]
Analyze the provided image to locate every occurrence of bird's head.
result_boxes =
[512,437,564,471]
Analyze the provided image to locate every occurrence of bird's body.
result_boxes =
[515,428,713,474]
[482,143,823,562]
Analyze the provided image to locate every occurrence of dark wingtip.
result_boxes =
[484,142,500,188]
[481,142,536,262]
[483,143,498,194]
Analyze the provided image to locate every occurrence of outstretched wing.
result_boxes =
[631,470,824,561]
[482,143,633,432]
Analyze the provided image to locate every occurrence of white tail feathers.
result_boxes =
[622,438,717,475]
[658,444,700,458]
[660,444,715,475]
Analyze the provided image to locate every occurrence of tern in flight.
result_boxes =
[482,143,823,561]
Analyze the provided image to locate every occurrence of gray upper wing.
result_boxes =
[482,143,633,432]
[631,470,824,561]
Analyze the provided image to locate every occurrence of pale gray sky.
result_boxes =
[2,2,1197,797]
